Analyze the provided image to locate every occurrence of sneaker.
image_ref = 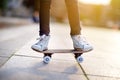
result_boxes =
[71,35,93,51]
[31,35,50,51]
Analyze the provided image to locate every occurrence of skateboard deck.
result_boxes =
[32,49,92,54]
[39,49,92,53]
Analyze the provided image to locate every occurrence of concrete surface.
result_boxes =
[0,22,120,80]
[0,23,38,67]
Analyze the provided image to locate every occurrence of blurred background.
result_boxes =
[0,0,120,29]
[1,1,120,79]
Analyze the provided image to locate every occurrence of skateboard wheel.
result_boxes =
[43,56,51,64]
[76,56,83,63]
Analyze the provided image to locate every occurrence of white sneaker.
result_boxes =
[31,35,50,51]
[71,35,93,51]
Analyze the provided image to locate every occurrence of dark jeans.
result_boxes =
[39,0,81,36]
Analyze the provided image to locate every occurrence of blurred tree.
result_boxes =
[0,0,7,9]
[110,0,120,22]
[0,0,8,14]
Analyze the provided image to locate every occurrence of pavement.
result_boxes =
[0,21,120,80]
[0,17,38,68]
[0,17,32,29]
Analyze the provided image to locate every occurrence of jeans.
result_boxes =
[39,0,81,36]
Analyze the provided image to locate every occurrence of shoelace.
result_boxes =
[78,36,89,45]
[36,35,46,41]
[36,36,46,46]
[36,37,43,41]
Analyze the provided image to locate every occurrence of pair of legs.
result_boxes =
[32,0,93,52]
[40,0,81,36]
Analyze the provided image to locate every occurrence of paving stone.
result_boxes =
[0,71,86,80]
[0,56,86,80]
[81,53,120,78]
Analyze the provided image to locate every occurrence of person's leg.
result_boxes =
[65,0,81,35]
[65,0,93,52]
[40,0,51,36]
[31,0,51,51]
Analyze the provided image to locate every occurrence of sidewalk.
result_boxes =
[0,22,120,80]
[0,17,31,28]
[0,38,88,80]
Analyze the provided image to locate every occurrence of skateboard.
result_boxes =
[32,48,92,64]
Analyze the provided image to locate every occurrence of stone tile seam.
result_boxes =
[87,74,120,79]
